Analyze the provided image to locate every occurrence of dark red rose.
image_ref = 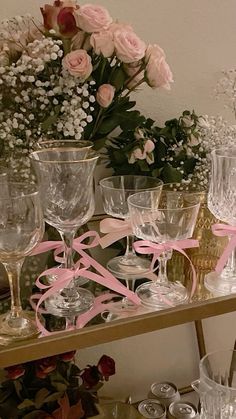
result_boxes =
[57,7,78,37]
[81,366,100,389]
[97,355,115,380]
[36,356,57,379]
[5,364,25,380]
[60,350,76,362]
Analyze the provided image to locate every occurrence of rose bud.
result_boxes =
[36,356,57,379]
[60,350,76,362]
[97,355,115,380]
[81,365,100,388]
[96,84,115,108]
[5,364,25,380]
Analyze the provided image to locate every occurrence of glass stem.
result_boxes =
[223,247,236,278]
[157,253,169,286]
[125,278,135,292]
[3,259,24,318]
[59,230,75,289]
[124,235,135,257]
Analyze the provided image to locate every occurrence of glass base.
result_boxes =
[107,255,152,280]
[0,310,40,343]
[136,281,189,308]
[204,271,236,296]
[45,287,94,317]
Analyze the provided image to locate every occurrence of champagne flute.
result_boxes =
[0,182,44,342]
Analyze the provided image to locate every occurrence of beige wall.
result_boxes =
[2,0,236,401]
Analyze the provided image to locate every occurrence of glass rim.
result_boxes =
[127,190,200,211]
[212,147,236,159]
[0,182,39,200]
[36,139,93,148]
[29,149,99,164]
[200,349,236,391]
[99,175,163,192]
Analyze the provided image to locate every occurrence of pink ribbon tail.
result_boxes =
[212,223,236,274]
[99,217,133,248]
[134,239,199,299]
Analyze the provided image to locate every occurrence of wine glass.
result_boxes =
[34,139,94,287]
[0,182,44,342]
[128,189,200,308]
[99,175,163,284]
[30,149,99,317]
[205,147,236,295]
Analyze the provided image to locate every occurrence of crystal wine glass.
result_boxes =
[205,147,236,295]
[128,189,200,308]
[99,175,163,284]
[0,182,44,342]
[30,149,99,317]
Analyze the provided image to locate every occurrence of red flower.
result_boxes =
[40,1,79,38]
[97,355,115,380]
[81,366,100,389]
[36,356,57,379]
[5,364,25,380]
[60,350,76,362]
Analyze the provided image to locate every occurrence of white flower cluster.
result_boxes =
[193,115,236,188]
[0,35,95,178]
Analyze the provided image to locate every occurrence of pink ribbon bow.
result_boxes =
[212,223,236,273]
[30,230,140,336]
[133,239,199,298]
[99,218,133,248]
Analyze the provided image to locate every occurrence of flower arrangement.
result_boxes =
[0,0,173,178]
[0,351,115,419]
[105,110,210,188]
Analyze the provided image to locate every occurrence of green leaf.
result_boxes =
[110,67,126,90]
[51,381,67,392]
[23,410,47,419]
[118,110,146,131]
[18,399,35,410]
[35,388,50,409]
[44,391,64,404]
[162,164,182,183]
[98,117,120,135]
[92,137,107,150]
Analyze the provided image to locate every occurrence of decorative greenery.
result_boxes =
[105,110,210,188]
[0,351,115,419]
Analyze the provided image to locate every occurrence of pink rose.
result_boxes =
[145,44,173,89]
[90,30,114,57]
[62,49,92,80]
[76,4,112,33]
[114,29,146,63]
[129,139,155,164]
[41,0,79,38]
[96,84,115,108]
[123,63,144,89]
[109,22,133,34]
[71,30,91,51]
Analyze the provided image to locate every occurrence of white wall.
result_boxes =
[1,0,236,402]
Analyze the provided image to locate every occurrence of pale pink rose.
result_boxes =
[144,139,155,153]
[76,4,112,33]
[90,30,114,57]
[145,44,173,89]
[96,84,115,108]
[71,30,91,51]
[123,63,144,89]
[113,29,146,63]
[62,49,92,80]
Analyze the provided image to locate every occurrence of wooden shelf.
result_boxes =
[1,293,236,368]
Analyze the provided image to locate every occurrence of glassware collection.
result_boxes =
[0,144,235,342]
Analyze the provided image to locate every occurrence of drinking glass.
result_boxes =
[192,349,236,418]
[99,175,163,282]
[205,147,236,295]
[128,189,200,308]
[30,149,99,317]
[0,182,44,342]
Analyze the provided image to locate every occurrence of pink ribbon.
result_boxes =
[30,230,140,336]
[212,223,236,273]
[133,239,199,298]
[99,218,133,248]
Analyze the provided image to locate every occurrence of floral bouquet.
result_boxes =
[0,0,173,178]
[0,351,115,418]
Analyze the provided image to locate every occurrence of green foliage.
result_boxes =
[105,110,207,187]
